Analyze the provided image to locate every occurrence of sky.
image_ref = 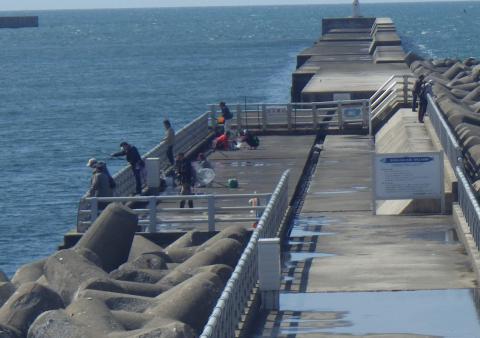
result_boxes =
[0,0,474,11]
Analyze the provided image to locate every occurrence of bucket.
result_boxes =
[228,178,238,188]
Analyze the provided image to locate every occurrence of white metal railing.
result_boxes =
[208,101,370,132]
[369,74,415,133]
[78,192,271,233]
[200,170,290,338]
[77,113,211,228]
[456,166,480,249]
[427,94,462,168]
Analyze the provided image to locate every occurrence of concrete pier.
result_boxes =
[252,134,477,337]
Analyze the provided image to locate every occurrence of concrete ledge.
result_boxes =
[452,204,480,284]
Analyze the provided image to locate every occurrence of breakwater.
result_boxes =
[0,16,38,28]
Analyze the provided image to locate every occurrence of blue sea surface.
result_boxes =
[1,2,479,277]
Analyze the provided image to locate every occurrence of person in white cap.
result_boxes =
[86,157,116,189]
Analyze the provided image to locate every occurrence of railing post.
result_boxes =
[287,104,292,130]
[209,104,217,128]
[258,238,280,310]
[236,104,242,129]
[403,75,409,106]
[261,104,267,131]
[337,102,343,130]
[208,195,215,231]
[148,197,157,233]
[90,198,98,224]
[313,105,318,129]
[368,101,373,136]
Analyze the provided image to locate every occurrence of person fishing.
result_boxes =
[175,152,195,208]
[418,79,434,123]
[219,101,233,133]
[412,74,425,112]
[163,119,175,166]
[111,141,144,195]
[86,158,116,189]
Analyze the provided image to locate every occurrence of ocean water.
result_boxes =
[1,2,479,277]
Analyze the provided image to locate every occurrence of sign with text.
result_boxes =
[373,152,444,200]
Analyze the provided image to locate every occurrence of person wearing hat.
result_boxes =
[412,74,425,112]
[111,142,144,195]
[418,79,434,123]
[86,158,116,189]
[175,152,195,208]
[87,162,114,210]
[219,101,233,133]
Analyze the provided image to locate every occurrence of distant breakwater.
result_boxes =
[0,16,38,29]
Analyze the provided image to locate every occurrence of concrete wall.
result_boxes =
[322,17,376,35]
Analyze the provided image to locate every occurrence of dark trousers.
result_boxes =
[180,183,193,208]
[167,145,174,165]
[412,93,418,111]
[418,99,427,123]
[132,167,142,194]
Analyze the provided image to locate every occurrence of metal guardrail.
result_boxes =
[200,170,290,338]
[427,94,462,168]
[79,192,271,233]
[208,101,370,132]
[369,74,414,134]
[456,166,480,249]
[77,113,210,229]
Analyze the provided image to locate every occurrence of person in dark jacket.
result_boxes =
[111,142,144,195]
[219,101,233,133]
[418,80,434,123]
[163,119,175,165]
[412,74,425,112]
[175,152,195,208]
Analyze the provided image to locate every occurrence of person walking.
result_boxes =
[418,80,434,123]
[219,101,233,133]
[111,142,144,195]
[175,152,195,208]
[163,119,175,165]
[412,74,425,112]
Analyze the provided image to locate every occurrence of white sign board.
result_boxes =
[373,152,444,200]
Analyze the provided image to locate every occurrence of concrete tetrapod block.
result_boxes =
[443,62,469,80]
[146,271,226,335]
[76,289,154,313]
[11,260,45,287]
[75,203,138,272]
[43,249,109,304]
[0,324,21,338]
[196,225,249,251]
[108,319,196,338]
[110,268,169,284]
[0,283,16,308]
[463,86,480,102]
[0,272,8,283]
[29,297,125,338]
[165,231,207,250]
[0,283,64,337]
[128,236,165,262]
[158,238,243,290]
[27,310,92,338]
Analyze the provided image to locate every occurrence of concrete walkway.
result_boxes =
[253,134,477,337]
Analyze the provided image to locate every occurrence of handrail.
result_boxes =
[427,94,461,168]
[200,170,290,338]
[79,191,272,233]
[208,100,370,132]
[456,166,480,248]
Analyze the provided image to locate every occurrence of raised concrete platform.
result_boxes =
[252,134,477,337]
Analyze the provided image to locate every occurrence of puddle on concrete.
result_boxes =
[265,290,480,338]
[287,240,315,246]
[284,252,335,263]
[289,216,339,237]
[283,276,295,282]
[290,229,335,237]
[230,161,269,167]
[311,186,369,195]
[408,228,459,244]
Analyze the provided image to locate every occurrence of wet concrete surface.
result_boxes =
[253,289,480,337]
[253,135,479,337]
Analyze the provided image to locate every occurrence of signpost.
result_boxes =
[372,152,445,214]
